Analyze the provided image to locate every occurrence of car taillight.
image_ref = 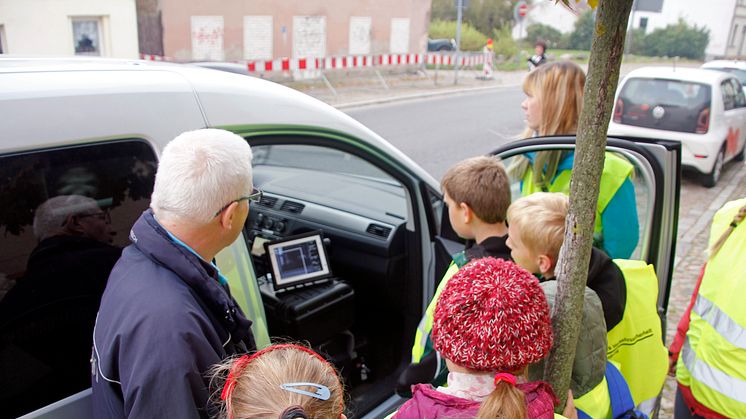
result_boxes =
[613,99,623,123]
[696,107,710,134]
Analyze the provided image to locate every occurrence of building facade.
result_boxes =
[139,0,432,61]
[627,0,744,59]
[722,0,746,58]
[0,0,138,58]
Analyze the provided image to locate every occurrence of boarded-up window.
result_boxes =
[244,16,273,60]
[349,17,372,55]
[191,16,224,61]
[293,16,326,58]
[390,18,410,54]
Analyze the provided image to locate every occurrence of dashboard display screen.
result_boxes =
[264,231,331,290]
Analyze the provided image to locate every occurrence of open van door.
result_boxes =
[490,135,681,329]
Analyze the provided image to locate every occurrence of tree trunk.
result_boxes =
[543,0,634,410]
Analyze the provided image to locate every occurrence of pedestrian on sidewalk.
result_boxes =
[509,61,639,260]
[527,40,547,71]
[669,198,746,418]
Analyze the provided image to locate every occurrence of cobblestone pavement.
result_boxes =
[659,162,746,418]
[288,62,744,418]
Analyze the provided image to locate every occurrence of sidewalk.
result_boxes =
[282,61,698,109]
[288,67,523,108]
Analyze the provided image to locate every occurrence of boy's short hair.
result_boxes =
[507,192,568,259]
[441,156,510,223]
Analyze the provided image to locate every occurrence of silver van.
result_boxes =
[0,57,681,418]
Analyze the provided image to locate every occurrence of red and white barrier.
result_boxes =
[139,53,172,61]
[139,52,486,74]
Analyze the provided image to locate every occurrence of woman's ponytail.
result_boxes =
[708,203,746,259]
[476,375,526,419]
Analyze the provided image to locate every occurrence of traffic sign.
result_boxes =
[514,1,529,22]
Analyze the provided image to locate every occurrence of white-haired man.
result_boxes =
[92,129,258,418]
[0,195,121,404]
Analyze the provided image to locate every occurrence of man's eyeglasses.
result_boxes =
[214,188,263,217]
[71,210,111,225]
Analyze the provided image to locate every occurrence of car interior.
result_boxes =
[243,141,424,415]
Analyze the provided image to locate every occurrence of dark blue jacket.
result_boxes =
[91,209,255,418]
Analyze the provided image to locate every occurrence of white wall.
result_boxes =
[0,0,138,58]
[630,0,735,58]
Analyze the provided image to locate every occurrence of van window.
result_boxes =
[616,78,711,134]
[0,140,157,417]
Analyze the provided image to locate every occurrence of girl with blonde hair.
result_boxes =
[212,344,346,419]
[512,61,639,260]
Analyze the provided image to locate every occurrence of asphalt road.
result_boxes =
[345,87,527,180]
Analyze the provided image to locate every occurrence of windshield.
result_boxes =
[252,144,396,183]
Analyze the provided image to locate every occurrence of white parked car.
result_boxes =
[609,67,746,186]
[701,60,746,93]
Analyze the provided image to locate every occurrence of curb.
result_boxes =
[333,82,523,110]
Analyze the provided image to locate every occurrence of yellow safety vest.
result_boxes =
[676,198,746,417]
[411,263,459,363]
[606,259,668,416]
[521,152,632,240]
[574,376,613,419]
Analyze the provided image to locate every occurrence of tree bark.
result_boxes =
[543,0,634,410]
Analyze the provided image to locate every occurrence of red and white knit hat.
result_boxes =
[432,257,553,372]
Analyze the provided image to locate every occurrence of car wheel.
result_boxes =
[702,148,724,188]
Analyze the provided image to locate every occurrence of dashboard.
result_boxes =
[246,165,409,278]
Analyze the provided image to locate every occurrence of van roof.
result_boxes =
[0,56,433,184]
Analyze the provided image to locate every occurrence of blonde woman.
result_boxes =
[512,61,639,259]
[213,344,346,419]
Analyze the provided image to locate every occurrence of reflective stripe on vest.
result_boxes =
[411,262,459,363]
[520,152,633,236]
[575,376,613,419]
[681,338,746,404]
[692,293,746,349]
[607,259,667,416]
[676,198,746,417]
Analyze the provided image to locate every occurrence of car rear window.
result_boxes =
[615,78,711,134]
